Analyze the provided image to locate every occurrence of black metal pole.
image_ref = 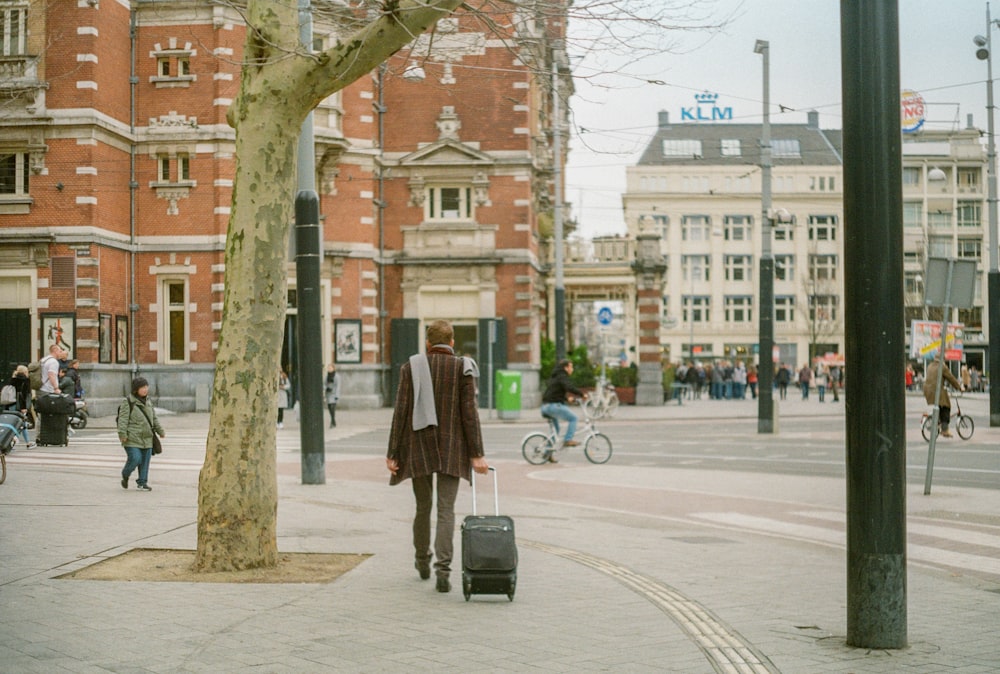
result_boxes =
[295,191,325,485]
[758,257,774,432]
[841,0,907,649]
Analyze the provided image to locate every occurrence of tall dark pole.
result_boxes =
[978,3,1000,427]
[552,50,566,361]
[841,0,907,649]
[296,0,325,484]
[755,39,775,434]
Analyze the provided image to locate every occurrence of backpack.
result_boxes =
[28,361,43,390]
[0,384,16,405]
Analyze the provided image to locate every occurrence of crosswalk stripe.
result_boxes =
[693,511,1000,577]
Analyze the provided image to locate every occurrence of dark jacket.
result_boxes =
[541,366,584,404]
[5,374,32,411]
[387,345,484,486]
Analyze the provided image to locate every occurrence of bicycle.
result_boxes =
[0,410,29,485]
[521,400,613,465]
[582,377,619,420]
[921,395,974,441]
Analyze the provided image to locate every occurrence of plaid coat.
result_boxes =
[387,346,484,485]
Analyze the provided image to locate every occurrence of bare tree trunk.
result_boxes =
[194,0,464,572]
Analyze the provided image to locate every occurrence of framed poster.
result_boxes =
[116,315,129,363]
[41,313,76,359]
[334,319,362,364]
[98,313,112,363]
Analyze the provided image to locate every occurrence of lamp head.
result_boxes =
[753,39,768,55]
[402,61,426,82]
[975,35,990,61]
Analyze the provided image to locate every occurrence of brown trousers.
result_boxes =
[411,473,460,577]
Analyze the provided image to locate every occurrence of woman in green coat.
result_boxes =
[117,377,165,491]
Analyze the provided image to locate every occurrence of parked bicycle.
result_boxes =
[921,395,974,441]
[0,410,29,485]
[582,377,619,420]
[521,400,613,465]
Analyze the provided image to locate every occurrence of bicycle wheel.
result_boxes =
[584,432,613,464]
[522,432,554,465]
[605,392,619,418]
[1,454,6,485]
[921,415,933,442]
[956,414,974,440]
[582,396,603,420]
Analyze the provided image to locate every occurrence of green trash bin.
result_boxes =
[494,370,522,420]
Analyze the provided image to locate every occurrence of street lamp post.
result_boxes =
[974,3,1000,426]
[755,39,776,434]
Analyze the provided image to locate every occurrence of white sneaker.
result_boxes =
[277,423,284,429]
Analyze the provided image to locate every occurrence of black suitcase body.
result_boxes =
[35,393,76,415]
[461,467,517,601]
[37,413,69,447]
[0,411,27,454]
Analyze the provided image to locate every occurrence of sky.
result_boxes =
[565,0,995,238]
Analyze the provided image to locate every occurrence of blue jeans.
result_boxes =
[540,402,578,442]
[122,446,152,486]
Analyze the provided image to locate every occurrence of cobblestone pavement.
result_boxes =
[1,392,998,672]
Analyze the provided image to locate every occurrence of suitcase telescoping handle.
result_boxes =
[470,465,499,516]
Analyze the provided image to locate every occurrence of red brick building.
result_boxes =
[0,1,569,413]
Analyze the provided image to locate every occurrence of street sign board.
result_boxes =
[597,307,613,325]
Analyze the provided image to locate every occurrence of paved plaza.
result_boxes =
[1,394,998,672]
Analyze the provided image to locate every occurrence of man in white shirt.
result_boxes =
[40,344,67,394]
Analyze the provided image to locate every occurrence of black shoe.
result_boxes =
[121,476,128,489]
[136,484,152,491]
[436,576,451,593]
[415,560,431,580]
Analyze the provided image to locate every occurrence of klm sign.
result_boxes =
[680,92,733,122]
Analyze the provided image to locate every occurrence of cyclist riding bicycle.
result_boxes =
[540,359,587,453]
[922,359,963,437]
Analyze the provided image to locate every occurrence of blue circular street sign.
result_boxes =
[597,307,613,325]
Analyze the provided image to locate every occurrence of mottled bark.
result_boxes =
[195,0,464,572]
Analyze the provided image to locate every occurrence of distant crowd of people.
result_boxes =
[672,360,843,402]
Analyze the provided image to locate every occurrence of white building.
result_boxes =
[622,109,992,374]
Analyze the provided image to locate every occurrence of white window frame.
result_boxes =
[682,215,711,241]
[808,295,838,322]
[426,186,472,221]
[957,201,981,227]
[682,254,711,282]
[663,139,703,158]
[724,255,753,282]
[774,255,795,281]
[809,254,838,281]
[0,151,30,196]
[720,139,741,157]
[957,238,981,259]
[683,295,711,323]
[808,215,838,241]
[723,215,752,241]
[0,5,27,56]
[161,278,190,364]
[772,139,801,158]
[724,296,752,322]
[775,296,795,322]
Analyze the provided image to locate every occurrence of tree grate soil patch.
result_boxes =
[57,548,371,584]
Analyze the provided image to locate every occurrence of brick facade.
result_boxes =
[0,1,567,412]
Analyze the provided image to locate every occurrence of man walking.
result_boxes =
[386,320,489,593]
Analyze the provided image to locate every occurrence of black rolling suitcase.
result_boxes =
[461,466,517,601]
[34,393,76,415]
[36,413,69,447]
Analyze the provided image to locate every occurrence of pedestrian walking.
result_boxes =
[814,364,828,402]
[776,363,790,400]
[798,364,812,400]
[386,320,489,593]
[277,369,290,429]
[325,364,340,428]
[117,377,164,491]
